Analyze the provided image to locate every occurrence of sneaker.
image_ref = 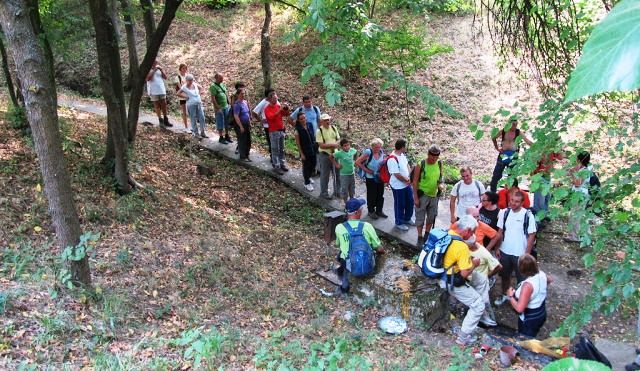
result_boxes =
[405,220,416,227]
[456,332,478,346]
[376,211,389,218]
[225,135,233,143]
[309,179,315,184]
[395,224,409,231]
[200,132,208,138]
[274,167,285,175]
[218,137,228,144]
[479,316,497,327]
[304,183,314,191]
[281,165,289,172]
[369,212,379,220]
[494,295,509,306]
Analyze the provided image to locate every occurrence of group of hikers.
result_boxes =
[148,62,600,348]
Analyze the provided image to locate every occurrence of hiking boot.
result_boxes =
[200,132,208,138]
[494,295,509,306]
[280,165,289,172]
[321,194,333,200]
[369,212,378,220]
[274,167,285,175]
[218,137,228,144]
[163,116,172,127]
[158,117,164,127]
[395,224,409,232]
[304,183,314,192]
[479,316,497,327]
[416,236,425,249]
[376,211,388,218]
[456,332,477,346]
[225,135,233,143]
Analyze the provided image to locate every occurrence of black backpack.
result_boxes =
[573,335,612,368]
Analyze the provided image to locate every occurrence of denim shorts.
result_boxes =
[215,106,230,131]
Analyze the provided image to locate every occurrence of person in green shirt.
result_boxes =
[334,198,384,294]
[412,144,445,248]
[331,139,358,203]
[209,73,233,144]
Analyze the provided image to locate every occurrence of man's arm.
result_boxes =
[145,68,155,81]
[459,258,479,279]
[486,229,502,252]
[294,132,304,160]
[411,164,421,198]
[525,233,536,254]
[210,87,221,111]
[449,195,457,223]
[492,130,502,152]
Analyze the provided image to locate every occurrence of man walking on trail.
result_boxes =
[445,215,494,346]
[412,144,444,245]
[317,114,341,199]
[209,73,233,145]
[489,118,532,191]
[264,91,290,175]
[252,88,275,155]
[487,191,537,306]
[146,60,172,128]
[450,166,485,223]
[334,198,384,294]
[388,139,413,232]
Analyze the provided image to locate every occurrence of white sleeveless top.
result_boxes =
[516,271,547,309]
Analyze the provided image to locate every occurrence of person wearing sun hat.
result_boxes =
[333,198,385,294]
[317,113,341,199]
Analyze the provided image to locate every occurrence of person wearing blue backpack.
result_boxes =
[442,216,492,346]
[334,198,385,295]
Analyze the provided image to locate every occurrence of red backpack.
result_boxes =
[378,154,397,184]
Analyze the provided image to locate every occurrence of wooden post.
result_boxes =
[324,210,346,244]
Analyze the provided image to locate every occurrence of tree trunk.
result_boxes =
[88,0,131,194]
[127,0,183,143]
[140,0,156,49]
[0,29,19,109]
[109,0,121,43]
[120,0,139,92]
[260,1,273,92]
[0,0,91,286]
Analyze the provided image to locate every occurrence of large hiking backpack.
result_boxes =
[378,154,397,184]
[343,221,375,277]
[417,228,463,278]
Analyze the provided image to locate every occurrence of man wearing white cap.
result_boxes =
[316,113,341,199]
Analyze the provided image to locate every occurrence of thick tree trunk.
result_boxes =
[120,0,139,92]
[0,30,19,109]
[127,0,183,142]
[261,2,273,92]
[88,0,131,194]
[0,0,91,286]
[140,0,156,49]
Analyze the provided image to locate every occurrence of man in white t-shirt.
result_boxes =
[450,166,485,223]
[252,88,276,157]
[487,191,537,305]
[146,60,171,127]
[387,139,413,231]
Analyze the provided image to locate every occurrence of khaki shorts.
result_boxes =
[150,94,166,102]
[415,194,438,227]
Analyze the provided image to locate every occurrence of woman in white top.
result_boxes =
[177,74,207,138]
[146,60,171,127]
[506,254,553,337]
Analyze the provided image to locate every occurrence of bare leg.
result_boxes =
[181,103,187,128]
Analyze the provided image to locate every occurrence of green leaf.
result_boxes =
[622,283,635,298]
[468,123,478,132]
[474,130,484,140]
[582,253,595,267]
[602,286,615,297]
[481,114,492,124]
[543,357,612,371]
[564,0,640,102]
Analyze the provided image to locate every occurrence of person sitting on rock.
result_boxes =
[334,198,384,295]
[445,215,495,346]
[506,254,552,337]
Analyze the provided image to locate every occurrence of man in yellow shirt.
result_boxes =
[444,215,494,346]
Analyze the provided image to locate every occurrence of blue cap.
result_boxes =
[345,198,366,214]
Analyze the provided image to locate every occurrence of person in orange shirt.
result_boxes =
[497,179,531,209]
[451,207,497,247]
